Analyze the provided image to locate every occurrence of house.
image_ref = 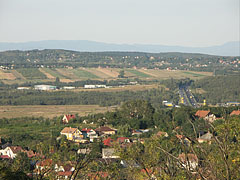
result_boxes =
[195,110,216,123]
[230,110,240,116]
[60,127,83,141]
[195,110,210,118]
[103,137,114,147]
[34,85,57,91]
[197,132,213,144]
[62,114,76,124]
[57,171,73,179]
[0,146,23,159]
[178,153,198,170]
[81,128,98,141]
[95,126,116,135]
[155,131,169,138]
[102,148,119,159]
[36,159,53,173]
[132,130,143,136]
[116,137,130,144]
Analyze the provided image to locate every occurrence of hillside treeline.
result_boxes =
[0,49,238,72]
[191,75,240,104]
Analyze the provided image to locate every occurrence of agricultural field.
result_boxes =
[0,70,16,80]
[0,68,212,84]
[16,68,47,80]
[0,105,115,119]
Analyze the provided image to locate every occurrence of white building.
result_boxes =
[84,85,96,89]
[34,85,57,91]
[63,86,75,90]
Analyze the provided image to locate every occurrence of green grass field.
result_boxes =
[183,71,206,77]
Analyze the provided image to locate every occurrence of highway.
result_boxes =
[179,86,198,108]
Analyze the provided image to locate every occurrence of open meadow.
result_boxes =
[0,105,115,119]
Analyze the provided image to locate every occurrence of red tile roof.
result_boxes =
[103,137,114,146]
[0,155,11,159]
[230,110,240,116]
[37,159,53,167]
[195,110,210,118]
[58,171,72,176]
[64,114,76,121]
[81,128,93,133]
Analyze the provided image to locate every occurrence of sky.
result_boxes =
[0,0,239,47]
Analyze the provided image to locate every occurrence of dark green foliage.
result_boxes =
[0,87,176,107]
[191,74,240,104]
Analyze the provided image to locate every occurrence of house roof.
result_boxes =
[58,171,72,176]
[63,114,76,121]
[0,155,11,159]
[156,131,168,137]
[37,159,53,167]
[81,128,94,133]
[230,110,240,116]
[10,146,23,154]
[61,127,78,134]
[198,132,213,140]
[63,164,74,172]
[95,126,115,132]
[195,110,210,118]
[178,153,198,163]
[103,137,114,146]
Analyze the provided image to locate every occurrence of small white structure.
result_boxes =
[96,85,106,88]
[63,86,75,90]
[84,85,96,89]
[34,85,57,91]
[0,146,23,159]
[84,85,107,89]
[17,87,30,90]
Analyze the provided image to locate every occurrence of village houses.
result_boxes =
[195,110,216,123]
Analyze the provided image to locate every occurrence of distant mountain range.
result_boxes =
[0,40,239,56]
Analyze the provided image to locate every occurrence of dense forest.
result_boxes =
[0,87,177,107]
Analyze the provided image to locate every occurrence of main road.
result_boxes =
[179,86,198,108]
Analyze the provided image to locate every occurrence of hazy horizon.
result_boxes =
[0,0,239,47]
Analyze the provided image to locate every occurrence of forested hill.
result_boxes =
[0,49,239,72]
